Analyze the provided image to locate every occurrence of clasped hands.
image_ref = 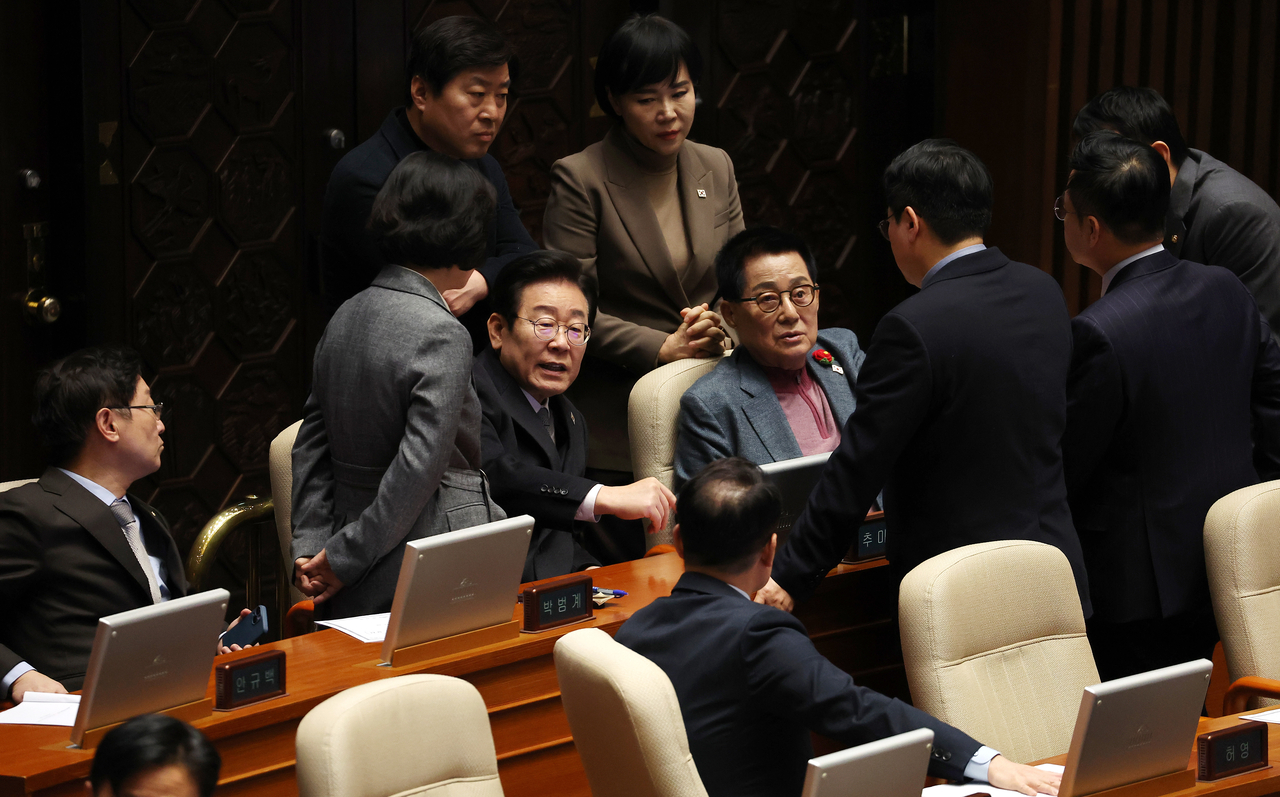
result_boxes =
[294,549,345,604]
[658,304,728,364]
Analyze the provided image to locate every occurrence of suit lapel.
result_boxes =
[481,350,561,469]
[551,394,587,475]
[736,351,804,462]
[806,341,854,425]
[42,469,153,596]
[602,128,690,310]
[678,145,715,297]
[1164,153,1197,256]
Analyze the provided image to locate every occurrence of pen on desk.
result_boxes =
[592,587,628,597]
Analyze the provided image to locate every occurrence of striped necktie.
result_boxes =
[109,498,163,604]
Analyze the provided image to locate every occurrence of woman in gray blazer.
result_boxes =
[543,14,745,486]
[675,227,866,488]
[291,152,505,618]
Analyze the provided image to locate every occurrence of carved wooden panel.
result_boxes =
[110,0,303,561]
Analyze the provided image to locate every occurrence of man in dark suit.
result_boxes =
[474,251,676,581]
[1059,132,1280,680]
[759,140,1089,614]
[1074,87,1280,343]
[0,346,188,702]
[319,15,537,346]
[617,458,1060,797]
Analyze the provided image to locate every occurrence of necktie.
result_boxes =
[109,498,163,604]
[536,405,555,444]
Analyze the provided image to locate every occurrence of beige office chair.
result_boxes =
[0,478,37,492]
[554,628,707,797]
[296,674,503,797]
[1204,481,1280,712]
[628,356,723,546]
[271,420,304,605]
[898,540,1099,764]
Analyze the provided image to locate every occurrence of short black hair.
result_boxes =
[1073,86,1189,169]
[676,457,781,572]
[406,15,519,100]
[1067,130,1170,245]
[490,250,598,328]
[367,151,496,271]
[32,345,144,466]
[594,14,702,120]
[883,139,993,246]
[89,714,221,797]
[715,226,817,302]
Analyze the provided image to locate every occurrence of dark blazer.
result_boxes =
[1165,149,1280,344]
[1065,251,1280,624]
[472,348,600,581]
[292,266,502,618]
[544,126,745,471]
[318,107,538,342]
[0,468,188,691]
[675,328,865,488]
[772,248,1091,614]
[615,572,981,797]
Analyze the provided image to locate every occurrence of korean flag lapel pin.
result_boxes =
[813,348,844,375]
[697,188,707,198]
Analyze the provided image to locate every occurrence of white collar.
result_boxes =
[1101,243,1166,296]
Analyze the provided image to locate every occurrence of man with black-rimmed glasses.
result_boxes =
[473,251,675,579]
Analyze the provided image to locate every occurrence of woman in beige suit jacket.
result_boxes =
[544,14,745,485]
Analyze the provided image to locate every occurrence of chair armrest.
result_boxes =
[284,600,315,638]
[1224,676,1280,714]
[186,496,275,592]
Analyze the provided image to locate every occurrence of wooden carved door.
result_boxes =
[79,0,324,596]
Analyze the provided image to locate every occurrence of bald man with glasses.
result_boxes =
[474,251,675,580]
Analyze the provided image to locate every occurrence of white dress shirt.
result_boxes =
[1100,243,1166,296]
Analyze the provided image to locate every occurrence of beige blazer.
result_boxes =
[544,126,745,471]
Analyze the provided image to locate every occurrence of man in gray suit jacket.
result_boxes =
[676,228,865,488]
[1074,87,1280,341]
[292,153,505,618]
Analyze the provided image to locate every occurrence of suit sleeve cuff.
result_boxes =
[575,483,603,522]
[965,746,1001,782]
[3,662,35,698]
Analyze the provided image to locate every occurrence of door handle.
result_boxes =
[23,222,60,324]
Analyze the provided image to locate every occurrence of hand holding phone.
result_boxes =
[220,604,269,649]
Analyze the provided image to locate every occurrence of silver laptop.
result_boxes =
[1060,659,1213,797]
[801,728,934,797]
[71,588,229,746]
[760,452,831,546]
[381,514,533,663]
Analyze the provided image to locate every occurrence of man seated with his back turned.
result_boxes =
[473,250,677,581]
[615,457,1060,797]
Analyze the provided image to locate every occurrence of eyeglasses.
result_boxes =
[726,284,818,314]
[1053,194,1077,221]
[517,316,591,346]
[878,217,892,240]
[109,403,164,420]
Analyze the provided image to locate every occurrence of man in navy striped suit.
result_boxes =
[1060,131,1280,681]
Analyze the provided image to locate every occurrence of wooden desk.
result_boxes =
[1035,713,1280,797]
[0,553,903,797]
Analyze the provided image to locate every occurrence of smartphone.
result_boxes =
[221,604,269,648]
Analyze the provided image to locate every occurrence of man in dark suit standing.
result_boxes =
[759,140,1089,614]
[0,346,189,702]
[319,15,537,346]
[1073,87,1280,343]
[1059,132,1280,680]
[617,458,1060,797]
[474,251,676,579]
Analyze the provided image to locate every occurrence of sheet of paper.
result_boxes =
[315,612,390,644]
[1241,707,1280,724]
[922,764,1064,797]
[0,692,81,727]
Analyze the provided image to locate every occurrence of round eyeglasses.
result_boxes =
[518,316,591,346]
[726,284,818,314]
[1053,194,1077,221]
